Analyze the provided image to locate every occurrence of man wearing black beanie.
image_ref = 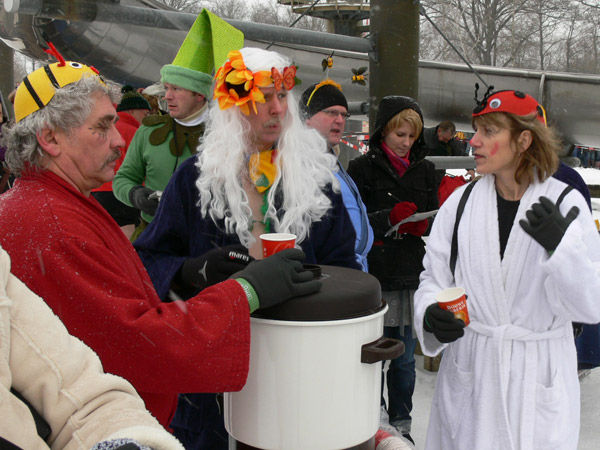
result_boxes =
[300,80,373,271]
[300,80,349,148]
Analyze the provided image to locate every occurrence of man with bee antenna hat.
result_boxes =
[0,42,320,443]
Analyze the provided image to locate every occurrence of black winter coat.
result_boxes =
[347,144,438,291]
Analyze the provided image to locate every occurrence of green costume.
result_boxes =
[113,114,204,224]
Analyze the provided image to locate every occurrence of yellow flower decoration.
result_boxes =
[214,50,293,115]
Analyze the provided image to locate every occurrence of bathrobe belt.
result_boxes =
[468,321,572,450]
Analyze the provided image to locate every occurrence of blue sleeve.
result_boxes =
[308,185,361,270]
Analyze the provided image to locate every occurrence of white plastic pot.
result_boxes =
[225,301,403,450]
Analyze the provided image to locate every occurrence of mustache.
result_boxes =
[263,118,282,128]
[101,148,121,169]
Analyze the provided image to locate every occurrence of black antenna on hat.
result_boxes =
[474,83,495,103]
[473,83,495,113]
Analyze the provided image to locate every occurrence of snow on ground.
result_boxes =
[576,167,600,186]
[402,167,600,449]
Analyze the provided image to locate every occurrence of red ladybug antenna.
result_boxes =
[43,42,66,67]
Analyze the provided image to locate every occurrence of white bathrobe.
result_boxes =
[414,174,600,450]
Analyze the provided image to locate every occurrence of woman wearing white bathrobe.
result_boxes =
[414,88,600,450]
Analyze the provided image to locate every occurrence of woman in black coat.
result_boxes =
[347,96,438,443]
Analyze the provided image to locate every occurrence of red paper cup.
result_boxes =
[434,287,470,326]
[260,233,296,258]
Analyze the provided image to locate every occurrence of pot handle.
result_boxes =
[361,337,405,364]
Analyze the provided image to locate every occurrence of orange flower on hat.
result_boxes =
[214,50,273,115]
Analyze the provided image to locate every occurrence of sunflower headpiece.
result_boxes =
[214,50,297,115]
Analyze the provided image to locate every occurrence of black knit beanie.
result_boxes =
[117,85,151,112]
[369,96,424,149]
[299,81,348,119]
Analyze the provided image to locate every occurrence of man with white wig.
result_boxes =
[134,47,360,448]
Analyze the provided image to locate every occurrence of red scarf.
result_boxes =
[381,142,410,177]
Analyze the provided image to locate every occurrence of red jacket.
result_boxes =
[0,170,250,428]
[93,110,142,192]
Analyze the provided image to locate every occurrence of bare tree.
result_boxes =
[154,0,201,13]
[570,0,600,73]
[421,0,600,74]
[249,1,283,25]
[198,0,249,19]
[278,2,329,31]
[420,0,531,66]
[159,0,599,74]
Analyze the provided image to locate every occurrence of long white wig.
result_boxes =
[195,47,340,248]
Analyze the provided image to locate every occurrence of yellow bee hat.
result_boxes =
[14,43,104,122]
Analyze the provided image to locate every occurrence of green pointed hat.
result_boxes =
[160,9,243,98]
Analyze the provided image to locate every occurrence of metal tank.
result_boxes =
[1,0,599,147]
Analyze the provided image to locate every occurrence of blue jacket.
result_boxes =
[335,160,373,271]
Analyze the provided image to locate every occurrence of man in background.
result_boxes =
[423,120,467,157]
[423,120,473,190]
[113,9,243,240]
[299,80,373,271]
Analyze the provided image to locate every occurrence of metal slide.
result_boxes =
[1,0,599,147]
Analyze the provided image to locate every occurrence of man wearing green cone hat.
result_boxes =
[113,9,243,241]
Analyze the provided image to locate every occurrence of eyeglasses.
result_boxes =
[321,109,351,120]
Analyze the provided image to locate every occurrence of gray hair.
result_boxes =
[2,76,119,176]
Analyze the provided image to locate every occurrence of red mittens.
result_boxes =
[398,219,429,236]
[390,201,428,236]
[389,201,417,225]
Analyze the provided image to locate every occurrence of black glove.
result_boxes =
[573,322,584,339]
[128,185,159,216]
[233,248,321,310]
[179,245,253,290]
[519,196,579,253]
[424,303,465,343]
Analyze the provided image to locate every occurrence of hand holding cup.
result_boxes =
[424,287,469,343]
[434,287,470,325]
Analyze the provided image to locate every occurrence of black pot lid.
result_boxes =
[252,265,382,321]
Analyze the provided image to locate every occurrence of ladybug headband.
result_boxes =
[472,83,547,126]
[14,42,104,122]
